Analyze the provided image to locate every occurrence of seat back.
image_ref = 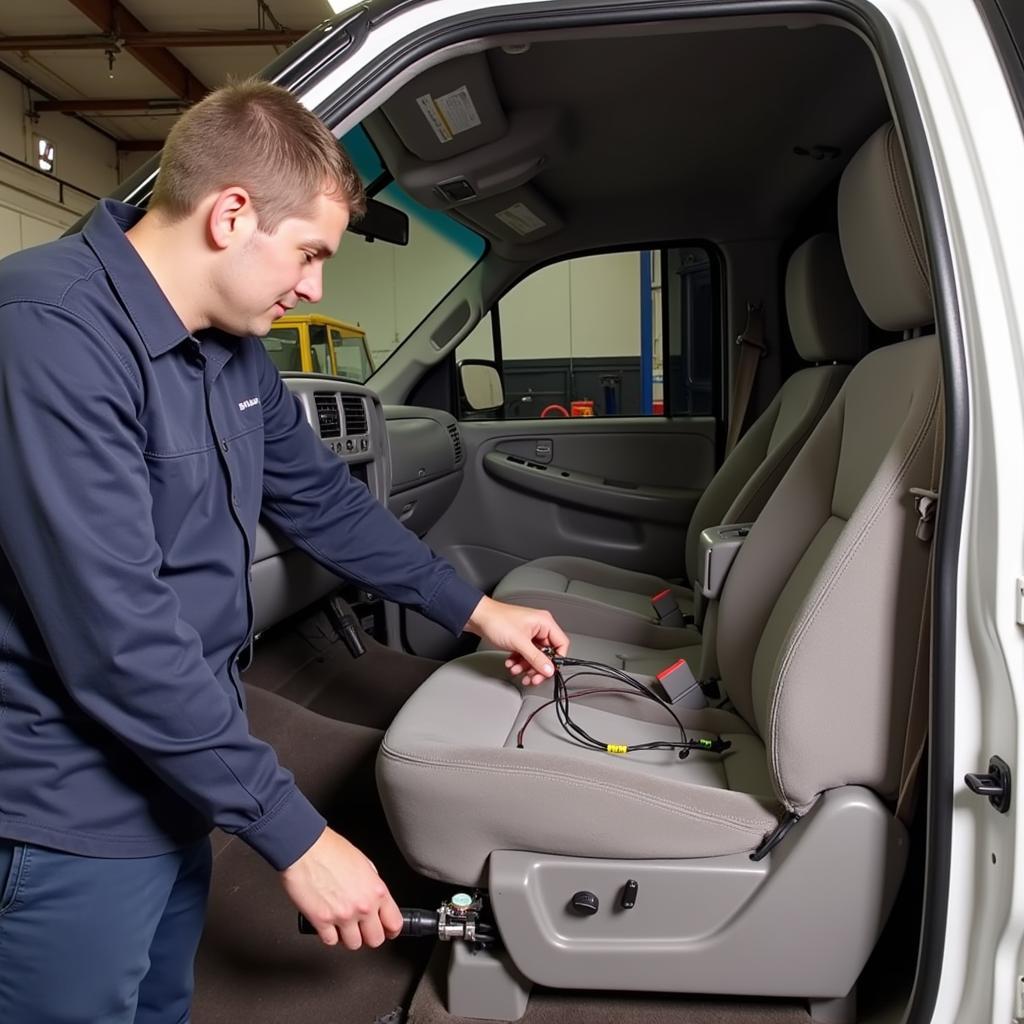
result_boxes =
[717,123,939,815]
[684,233,869,581]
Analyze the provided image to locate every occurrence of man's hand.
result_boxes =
[465,596,570,686]
[280,827,403,949]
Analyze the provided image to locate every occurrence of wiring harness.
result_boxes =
[517,653,731,760]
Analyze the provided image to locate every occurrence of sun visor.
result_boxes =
[456,186,562,244]
[382,52,508,161]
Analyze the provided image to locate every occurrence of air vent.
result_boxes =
[341,395,368,435]
[447,423,464,465]
[313,392,341,438]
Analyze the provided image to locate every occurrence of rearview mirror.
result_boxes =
[459,360,504,413]
[350,198,409,246]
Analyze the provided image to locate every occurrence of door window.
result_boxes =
[459,246,716,419]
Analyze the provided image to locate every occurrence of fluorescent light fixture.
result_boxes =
[34,135,55,174]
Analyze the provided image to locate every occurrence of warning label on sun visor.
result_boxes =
[416,86,481,143]
[495,203,547,236]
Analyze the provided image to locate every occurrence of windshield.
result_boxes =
[334,335,373,382]
[289,126,486,377]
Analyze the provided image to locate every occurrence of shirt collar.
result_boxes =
[82,198,192,358]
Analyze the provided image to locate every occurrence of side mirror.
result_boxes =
[459,360,504,413]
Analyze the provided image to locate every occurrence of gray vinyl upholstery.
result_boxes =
[493,232,868,643]
[839,122,932,331]
[378,122,941,896]
[377,652,779,884]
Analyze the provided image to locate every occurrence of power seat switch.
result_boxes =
[965,755,1012,814]
[620,879,639,910]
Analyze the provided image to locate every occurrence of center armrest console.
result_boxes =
[689,523,752,630]
[694,522,753,604]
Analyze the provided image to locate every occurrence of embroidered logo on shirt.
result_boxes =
[238,397,260,412]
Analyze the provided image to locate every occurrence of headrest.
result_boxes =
[785,233,869,364]
[838,123,933,331]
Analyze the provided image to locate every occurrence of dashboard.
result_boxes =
[250,373,466,637]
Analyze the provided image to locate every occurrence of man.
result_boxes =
[0,80,567,1023]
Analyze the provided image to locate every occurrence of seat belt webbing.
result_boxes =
[895,392,945,826]
[725,302,767,456]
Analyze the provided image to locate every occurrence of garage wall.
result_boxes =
[118,149,157,184]
[0,66,114,259]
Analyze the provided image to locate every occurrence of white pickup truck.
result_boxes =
[112,2,1024,1022]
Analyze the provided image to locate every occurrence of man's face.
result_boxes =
[215,192,349,337]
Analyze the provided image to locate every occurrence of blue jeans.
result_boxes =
[0,837,212,1024]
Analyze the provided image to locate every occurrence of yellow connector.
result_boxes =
[606,744,629,754]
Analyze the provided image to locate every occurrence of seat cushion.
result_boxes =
[493,556,698,647]
[377,652,781,884]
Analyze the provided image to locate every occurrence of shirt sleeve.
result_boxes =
[0,302,325,870]
[255,344,484,637]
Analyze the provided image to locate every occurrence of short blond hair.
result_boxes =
[150,78,365,231]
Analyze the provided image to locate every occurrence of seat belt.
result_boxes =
[725,302,767,456]
[895,392,945,826]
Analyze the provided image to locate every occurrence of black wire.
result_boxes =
[522,655,730,759]
[556,657,692,741]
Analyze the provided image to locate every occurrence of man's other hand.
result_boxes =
[465,596,570,686]
[280,828,403,949]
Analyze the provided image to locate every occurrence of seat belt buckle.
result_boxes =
[910,487,938,542]
[654,658,699,704]
[651,588,685,627]
[698,676,722,701]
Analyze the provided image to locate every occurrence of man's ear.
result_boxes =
[207,187,257,251]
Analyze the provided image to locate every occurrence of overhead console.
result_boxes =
[364,50,565,245]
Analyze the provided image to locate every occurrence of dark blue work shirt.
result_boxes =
[0,199,482,870]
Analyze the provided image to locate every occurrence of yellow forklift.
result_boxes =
[260,313,375,383]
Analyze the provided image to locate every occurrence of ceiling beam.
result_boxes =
[63,0,208,102]
[116,139,163,151]
[0,30,304,51]
[34,98,186,112]
[0,56,120,146]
